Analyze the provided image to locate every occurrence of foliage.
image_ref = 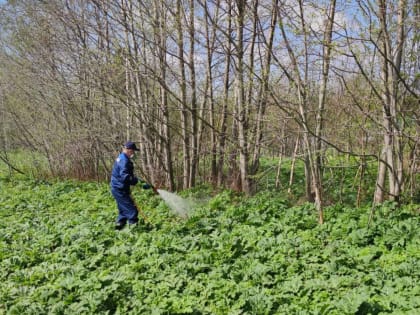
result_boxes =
[0,150,50,179]
[0,178,419,314]
[255,156,379,207]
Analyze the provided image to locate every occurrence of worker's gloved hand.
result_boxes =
[142,183,152,190]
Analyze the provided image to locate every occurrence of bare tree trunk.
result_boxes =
[356,131,368,207]
[176,0,190,189]
[277,0,333,223]
[374,0,407,204]
[124,47,131,141]
[312,0,336,223]
[234,0,251,194]
[316,0,336,173]
[250,0,278,184]
[275,149,283,189]
[288,135,300,194]
[275,122,286,189]
[374,148,387,203]
[217,1,233,187]
[408,140,419,199]
[188,0,198,187]
[203,0,219,184]
[153,0,175,191]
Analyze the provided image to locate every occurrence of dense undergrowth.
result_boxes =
[0,177,419,314]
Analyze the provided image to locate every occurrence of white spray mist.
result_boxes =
[157,189,195,219]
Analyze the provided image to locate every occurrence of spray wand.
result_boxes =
[136,165,159,196]
[132,196,153,226]
[132,165,160,226]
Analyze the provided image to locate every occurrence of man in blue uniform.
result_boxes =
[110,141,150,230]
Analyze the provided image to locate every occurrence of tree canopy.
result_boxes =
[0,0,419,215]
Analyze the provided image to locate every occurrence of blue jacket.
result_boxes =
[110,153,139,191]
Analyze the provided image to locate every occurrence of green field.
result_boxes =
[1,177,419,314]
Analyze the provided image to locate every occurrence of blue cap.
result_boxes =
[124,141,140,151]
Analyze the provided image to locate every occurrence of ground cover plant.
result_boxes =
[0,176,419,315]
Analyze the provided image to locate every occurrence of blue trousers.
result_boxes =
[111,188,138,225]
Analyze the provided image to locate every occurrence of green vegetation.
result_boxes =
[1,1,418,312]
[1,177,419,314]
[0,150,50,178]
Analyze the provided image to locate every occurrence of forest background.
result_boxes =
[0,0,419,224]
